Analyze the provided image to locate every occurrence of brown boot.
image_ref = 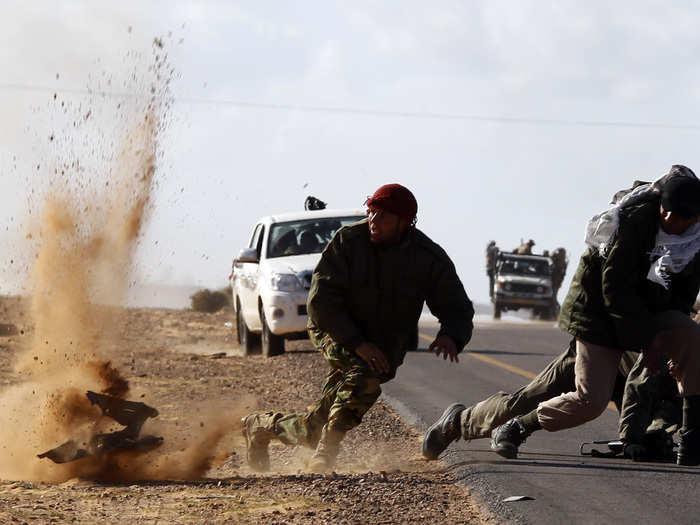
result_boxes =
[308,425,344,472]
[241,413,276,472]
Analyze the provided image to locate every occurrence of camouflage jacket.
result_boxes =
[559,200,700,350]
[307,219,474,377]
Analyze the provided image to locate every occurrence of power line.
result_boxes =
[1,81,699,131]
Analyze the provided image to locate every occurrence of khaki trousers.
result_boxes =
[538,311,700,431]
[460,341,637,440]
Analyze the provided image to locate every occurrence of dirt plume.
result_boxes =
[0,37,235,483]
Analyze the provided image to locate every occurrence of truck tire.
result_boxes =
[234,302,242,345]
[493,302,502,320]
[262,310,285,357]
[237,300,260,356]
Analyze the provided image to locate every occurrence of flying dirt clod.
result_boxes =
[37,391,162,464]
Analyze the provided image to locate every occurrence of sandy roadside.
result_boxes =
[0,297,493,524]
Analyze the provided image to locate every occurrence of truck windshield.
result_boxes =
[499,258,550,276]
[267,216,364,258]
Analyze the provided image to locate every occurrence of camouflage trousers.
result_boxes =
[460,339,641,440]
[618,350,681,443]
[257,339,382,449]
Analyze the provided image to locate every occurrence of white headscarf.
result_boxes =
[584,165,700,289]
[647,222,700,288]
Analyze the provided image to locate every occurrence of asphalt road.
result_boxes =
[383,318,700,525]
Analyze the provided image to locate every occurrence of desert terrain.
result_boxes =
[0,295,491,524]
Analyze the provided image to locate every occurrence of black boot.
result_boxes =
[677,428,700,466]
[422,403,465,460]
[490,417,531,459]
[677,396,700,466]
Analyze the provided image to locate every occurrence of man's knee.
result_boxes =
[328,372,382,432]
[654,311,700,343]
[341,372,382,408]
[575,391,609,422]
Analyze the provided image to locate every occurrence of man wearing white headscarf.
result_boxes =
[484,165,700,466]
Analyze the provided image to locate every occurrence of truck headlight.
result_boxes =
[270,273,301,292]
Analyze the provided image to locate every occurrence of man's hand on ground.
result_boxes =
[355,342,391,375]
[429,335,459,363]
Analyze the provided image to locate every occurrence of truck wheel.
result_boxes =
[262,310,285,357]
[234,299,242,344]
[237,301,260,356]
[493,303,502,320]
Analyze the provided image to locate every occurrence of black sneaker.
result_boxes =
[422,403,465,460]
[490,418,530,459]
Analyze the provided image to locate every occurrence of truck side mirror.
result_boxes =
[237,247,259,264]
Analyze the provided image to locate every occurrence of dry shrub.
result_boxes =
[190,288,231,313]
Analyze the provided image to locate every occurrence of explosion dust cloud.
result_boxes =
[0,37,234,483]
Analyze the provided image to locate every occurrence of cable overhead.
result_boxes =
[1,81,699,131]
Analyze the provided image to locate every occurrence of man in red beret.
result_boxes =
[242,183,474,471]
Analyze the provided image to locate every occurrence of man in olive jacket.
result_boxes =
[242,184,474,471]
[487,166,700,466]
[424,165,700,466]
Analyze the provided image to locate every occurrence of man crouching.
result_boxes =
[241,183,474,472]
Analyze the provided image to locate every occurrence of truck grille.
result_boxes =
[508,282,540,294]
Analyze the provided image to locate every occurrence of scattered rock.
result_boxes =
[503,495,535,502]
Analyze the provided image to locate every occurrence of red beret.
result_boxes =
[365,184,418,225]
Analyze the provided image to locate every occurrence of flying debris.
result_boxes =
[38,391,162,464]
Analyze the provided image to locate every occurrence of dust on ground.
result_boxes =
[0,297,492,524]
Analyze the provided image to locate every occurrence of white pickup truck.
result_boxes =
[230,208,365,356]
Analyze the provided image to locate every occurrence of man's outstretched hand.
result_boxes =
[355,342,391,375]
[429,335,459,363]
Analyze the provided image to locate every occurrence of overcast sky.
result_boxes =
[3,1,700,306]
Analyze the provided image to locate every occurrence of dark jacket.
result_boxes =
[559,199,700,350]
[307,219,474,375]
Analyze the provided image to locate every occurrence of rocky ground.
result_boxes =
[0,296,492,524]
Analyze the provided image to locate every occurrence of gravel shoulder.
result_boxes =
[0,297,492,524]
